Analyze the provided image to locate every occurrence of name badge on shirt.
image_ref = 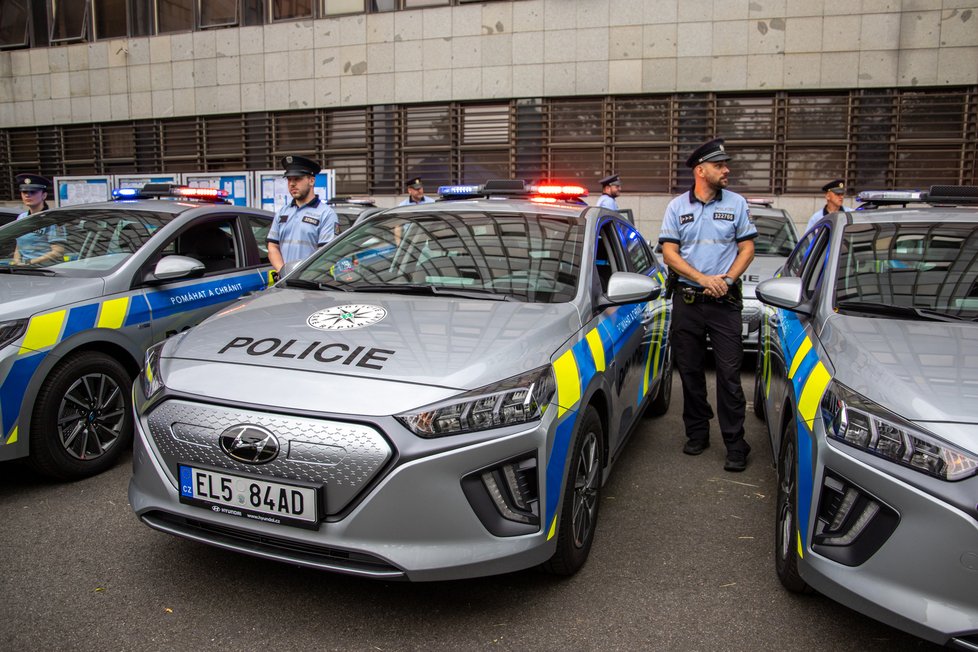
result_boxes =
[680,213,694,225]
[302,216,320,226]
[714,212,735,221]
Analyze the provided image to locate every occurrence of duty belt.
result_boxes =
[678,285,740,307]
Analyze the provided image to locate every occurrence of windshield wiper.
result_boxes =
[351,283,512,301]
[836,300,965,323]
[283,277,350,291]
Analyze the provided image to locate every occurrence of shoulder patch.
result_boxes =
[680,213,694,225]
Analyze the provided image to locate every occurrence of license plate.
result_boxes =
[178,464,320,529]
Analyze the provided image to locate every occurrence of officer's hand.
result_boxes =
[701,274,728,297]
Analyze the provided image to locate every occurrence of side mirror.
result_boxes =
[600,271,662,308]
[755,277,810,315]
[146,255,205,282]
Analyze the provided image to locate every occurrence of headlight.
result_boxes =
[821,381,978,481]
[396,365,556,438]
[0,319,28,350]
[140,341,166,401]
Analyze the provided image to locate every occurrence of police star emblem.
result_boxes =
[307,304,388,331]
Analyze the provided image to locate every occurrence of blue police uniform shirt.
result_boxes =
[658,188,758,289]
[596,194,619,210]
[16,210,67,261]
[397,196,435,206]
[806,205,850,233]
[268,196,338,264]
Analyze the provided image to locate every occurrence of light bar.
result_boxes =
[174,187,229,199]
[112,188,141,199]
[857,190,923,203]
[438,184,483,198]
[747,196,774,206]
[532,184,588,198]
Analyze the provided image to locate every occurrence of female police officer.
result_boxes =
[657,139,756,472]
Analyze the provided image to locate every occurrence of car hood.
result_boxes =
[821,313,978,432]
[741,256,786,298]
[164,287,581,392]
[0,275,105,322]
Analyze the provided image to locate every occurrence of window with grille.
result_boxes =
[0,0,31,48]
[48,0,90,43]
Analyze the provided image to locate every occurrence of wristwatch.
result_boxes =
[722,275,734,286]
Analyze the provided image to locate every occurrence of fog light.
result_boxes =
[461,453,540,537]
[812,470,898,566]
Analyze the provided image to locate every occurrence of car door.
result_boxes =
[588,217,648,458]
[137,212,273,342]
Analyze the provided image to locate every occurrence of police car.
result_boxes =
[326,197,377,235]
[741,200,797,352]
[753,186,978,647]
[0,184,273,480]
[128,180,673,580]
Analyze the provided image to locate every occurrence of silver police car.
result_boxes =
[129,181,673,581]
[741,200,797,351]
[0,185,273,480]
[753,186,978,647]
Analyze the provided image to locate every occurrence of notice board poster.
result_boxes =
[114,174,179,190]
[182,172,253,207]
[53,176,112,207]
[255,170,335,214]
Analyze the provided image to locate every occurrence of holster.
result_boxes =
[724,279,744,310]
[664,269,679,300]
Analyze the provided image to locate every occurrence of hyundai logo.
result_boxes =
[219,424,280,464]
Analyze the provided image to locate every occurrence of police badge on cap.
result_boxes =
[281,155,321,178]
[599,174,621,187]
[685,138,733,168]
[406,177,424,189]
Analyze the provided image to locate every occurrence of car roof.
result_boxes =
[844,206,978,224]
[392,197,591,218]
[43,199,272,217]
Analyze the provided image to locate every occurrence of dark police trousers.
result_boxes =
[670,293,749,454]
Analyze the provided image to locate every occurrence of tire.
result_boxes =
[28,351,134,481]
[774,418,812,593]
[645,346,672,417]
[541,405,603,576]
[753,351,766,421]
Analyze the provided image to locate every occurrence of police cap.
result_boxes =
[15,173,52,192]
[599,174,621,187]
[281,155,321,178]
[685,138,733,168]
[821,179,846,194]
[406,177,424,189]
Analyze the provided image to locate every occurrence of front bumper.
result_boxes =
[129,395,568,581]
[799,428,978,645]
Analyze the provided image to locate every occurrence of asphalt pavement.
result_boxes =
[0,364,941,651]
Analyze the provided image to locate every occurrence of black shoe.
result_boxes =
[683,440,710,456]
[724,444,751,472]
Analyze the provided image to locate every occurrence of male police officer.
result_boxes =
[13,173,65,266]
[398,177,434,206]
[806,178,850,232]
[596,174,621,210]
[658,138,757,472]
[267,155,338,273]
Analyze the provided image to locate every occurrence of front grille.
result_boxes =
[143,511,404,579]
[146,400,392,514]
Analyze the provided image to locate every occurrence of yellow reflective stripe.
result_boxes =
[5,426,17,445]
[799,361,831,424]
[585,328,605,373]
[553,349,581,419]
[97,297,130,329]
[787,336,812,379]
[547,515,558,540]
[19,310,66,355]
[642,308,664,396]
[796,529,804,559]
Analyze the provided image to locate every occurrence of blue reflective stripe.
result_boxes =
[62,303,99,339]
[0,353,45,438]
[545,414,577,533]
[124,293,152,327]
[145,273,265,320]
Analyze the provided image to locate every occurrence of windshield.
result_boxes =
[292,211,584,303]
[0,208,173,276]
[752,213,797,256]
[834,222,978,321]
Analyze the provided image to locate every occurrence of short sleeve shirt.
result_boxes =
[268,196,338,264]
[806,205,850,233]
[658,188,757,288]
[595,194,619,210]
[16,210,67,260]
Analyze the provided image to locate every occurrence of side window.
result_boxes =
[594,221,623,295]
[617,222,653,274]
[154,217,240,276]
[245,215,271,265]
[802,228,831,298]
[782,227,820,278]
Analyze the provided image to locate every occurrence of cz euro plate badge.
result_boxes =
[178,464,321,530]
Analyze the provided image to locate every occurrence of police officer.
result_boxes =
[658,138,757,472]
[806,178,850,232]
[267,155,338,273]
[398,177,434,206]
[12,173,65,266]
[596,174,621,210]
